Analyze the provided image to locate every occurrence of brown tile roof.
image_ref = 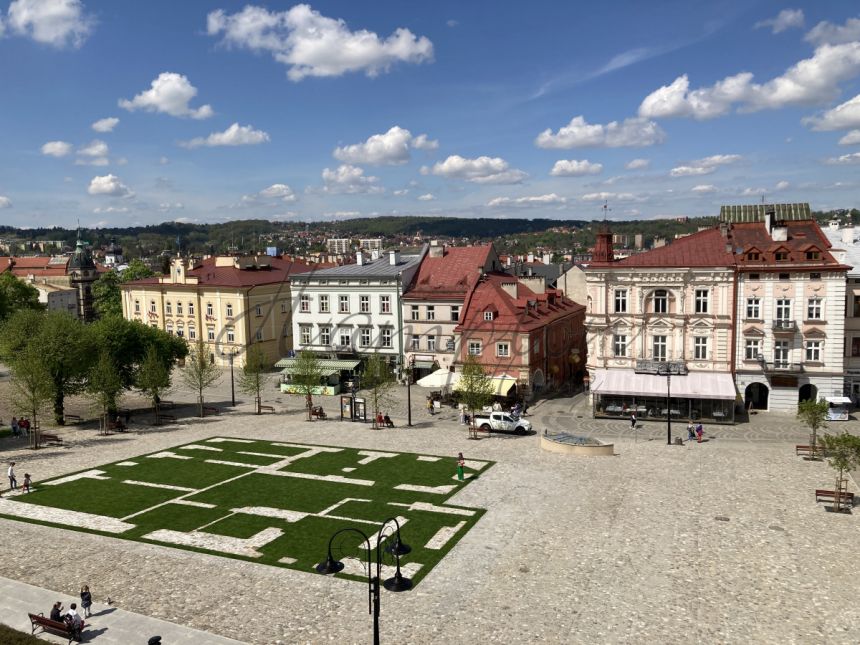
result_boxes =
[125,256,313,289]
[730,221,843,269]
[592,228,735,268]
[404,245,494,300]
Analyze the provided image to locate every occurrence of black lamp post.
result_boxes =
[316,518,413,645]
[221,348,236,407]
[406,355,415,427]
[665,372,672,445]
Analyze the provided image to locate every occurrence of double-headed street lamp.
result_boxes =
[406,355,415,427]
[316,518,413,645]
[221,347,238,407]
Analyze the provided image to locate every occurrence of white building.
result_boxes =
[822,222,860,401]
[326,239,351,255]
[290,247,427,370]
[33,281,79,317]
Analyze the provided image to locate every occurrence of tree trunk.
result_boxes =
[306,393,313,421]
[835,469,845,512]
[154,398,161,426]
[198,394,204,418]
[54,392,64,425]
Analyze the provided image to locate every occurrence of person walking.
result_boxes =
[22,473,31,493]
[630,413,637,430]
[8,462,17,490]
[696,422,704,443]
[427,397,434,416]
[10,417,19,438]
[80,585,93,618]
[687,421,695,442]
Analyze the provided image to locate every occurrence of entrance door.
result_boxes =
[798,383,817,404]
[745,383,769,410]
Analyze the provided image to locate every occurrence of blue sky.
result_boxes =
[1,0,860,228]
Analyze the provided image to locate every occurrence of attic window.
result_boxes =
[484,311,494,321]
[746,252,760,261]
[775,251,788,262]
[805,250,820,260]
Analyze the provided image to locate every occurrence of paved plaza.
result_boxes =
[0,370,858,644]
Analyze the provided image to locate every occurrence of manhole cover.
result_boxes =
[714,515,730,522]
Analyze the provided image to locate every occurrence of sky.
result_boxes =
[2,0,860,228]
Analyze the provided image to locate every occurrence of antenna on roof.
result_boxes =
[602,200,611,221]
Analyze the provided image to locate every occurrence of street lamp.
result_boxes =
[665,372,672,445]
[221,347,237,407]
[316,518,413,645]
[406,355,415,427]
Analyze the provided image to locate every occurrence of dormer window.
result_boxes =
[805,250,820,260]
[484,311,494,321]
[747,252,760,261]
[775,251,789,262]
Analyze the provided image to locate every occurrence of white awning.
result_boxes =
[416,368,461,388]
[591,369,736,400]
[825,396,852,405]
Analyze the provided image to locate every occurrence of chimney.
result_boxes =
[542,253,551,265]
[527,252,535,263]
[506,256,512,267]
[842,226,855,245]
[371,249,380,260]
[429,240,444,258]
[500,281,518,298]
[356,251,364,266]
[389,250,400,265]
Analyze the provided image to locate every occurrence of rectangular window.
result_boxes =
[255,304,262,317]
[614,289,627,313]
[484,311,494,321]
[426,306,435,321]
[380,295,391,314]
[360,327,371,347]
[281,301,287,314]
[165,301,172,314]
[854,295,860,318]
[134,300,140,313]
[411,336,420,350]
[776,298,791,321]
[226,303,233,317]
[806,250,820,260]
[339,295,349,314]
[496,342,509,357]
[451,305,460,322]
[427,335,436,351]
[300,294,310,313]
[805,340,822,362]
[411,305,419,321]
[745,339,761,360]
[468,341,482,356]
[746,298,760,319]
[283,323,290,338]
[749,273,760,281]
[652,335,667,361]
[188,302,194,315]
[255,328,263,341]
[226,328,235,343]
[694,336,708,360]
[176,327,183,338]
[695,289,708,314]
[810,272,821,281]
[320,327,331,345]
[176,302,183,315]
[339,330,351,347]
[206,303,213,317]
[166,323,173,335]
[774,340,789,368]
[300,325,311,345]
[188,326,196,340]
[151,300,157,314]
[613,335,627,357]
[380,328,392,348]
[319,295,329,313]
[779,273,790,281]
[207,327,215,341]
[653,290,668,314]
[360,295,370,313]
[853,337,860,357]
[807,298,822,320]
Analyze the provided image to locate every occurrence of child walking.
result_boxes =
[22,473,31,493]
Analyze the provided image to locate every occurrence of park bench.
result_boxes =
[28,612,84,644]
[259,404,275,414]
[815,489,855,505]
[156,413,177,424]
[310,406,327,420]
[41,433,63,445]
[203,406,220,416]
[64,414,82,424]
[107,420,127,432]
[795,445,824,457]
[159,400,175,409]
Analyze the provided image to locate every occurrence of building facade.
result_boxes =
[122,255,310,367]
[823,223,860,401]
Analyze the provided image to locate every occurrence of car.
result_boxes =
[472,411,532,435]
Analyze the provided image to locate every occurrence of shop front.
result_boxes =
[590,369,738,424]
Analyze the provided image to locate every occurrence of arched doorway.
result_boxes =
[745,383,769,410]
[798,383,817,403]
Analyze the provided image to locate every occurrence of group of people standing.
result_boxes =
[49,586,93,641]
[687,421,705,443]
[10,416,32,438]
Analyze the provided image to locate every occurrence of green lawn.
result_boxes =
[1,438,491,587]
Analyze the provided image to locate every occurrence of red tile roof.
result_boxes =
[592,228,735,268]
[126,256,312,288]
[730,221,843,269]
[404,245,495,300]
[457,273,584,333]
[0,258,12,274]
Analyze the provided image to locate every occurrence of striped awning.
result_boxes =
[274,358,361,370]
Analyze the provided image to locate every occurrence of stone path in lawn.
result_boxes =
[0,374,859,644]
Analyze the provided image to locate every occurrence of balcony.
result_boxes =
[771,319,797,333]
[757,356,804,373]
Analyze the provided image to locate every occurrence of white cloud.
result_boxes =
[74,156,108,166]
[7,0,94,48]
[446,19,458,28]
[741,187,767,196]
[321,164,383,194]
[670,154,741,177]
[333,126,436,165]
[77,139,108,157]
[549,159,603,176]
[625,158,650,170]
[180,123,270,149]
[259,183,296,202]
[92,206,129,214]
[41,140,72,157]
[119,72,213,119]
[159,156,169,165]
[639,43,860,119]
[393,189,409,196]
[804,93,860,131]
[206,5,433,81]
[487,193,567,207]
[581,192,637,202]
[826,152,860,165]
[839,130,860,145]
[755,9,804,34]
[805,16,860,46]
[87,174,133,197]
[0,196,12,208]
[417,193,434,201]
[158,202,184,212]
[691,184,717,193]
[91,117,119,133]
[775,180,790,191]
[428,154,527,184]
[535,115,665,149]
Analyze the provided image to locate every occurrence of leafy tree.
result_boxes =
[8,343,52,443]
[92,269,123,319]
[137,345,172,424]
[291,351,325,420]
[797,399,829,457]
[87,350,123,426]
[181,337,221,417]
[0,273,43,322]
[0,309,45,360]
[361,353,395,428]
[238,345,270,413]
[458,354,494,433]
[122,258,156,282]
[819,433,860,512]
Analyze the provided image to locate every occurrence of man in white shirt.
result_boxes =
[7,462,17,490]
[66,603,83,640]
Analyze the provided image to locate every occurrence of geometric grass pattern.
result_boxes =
[0,438,490,587]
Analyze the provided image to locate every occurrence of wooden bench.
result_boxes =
[108,420,127,432]
[259,404,275,414]
[28,612,84,644]
[64,414,82,424]
[310,406,327,420]
[41,433,63,445]
[796,445,824,457]
[815,489,855,505]
[159,400,175,409]
[203,406,220,416]
[156,413,177,424]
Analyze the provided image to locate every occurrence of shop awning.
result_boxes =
[413,360,436,370]
[416,368,461,388]
[274,358,361,370]
[280,366,341,377]
[591,369,736,400]
[454,374,517,397]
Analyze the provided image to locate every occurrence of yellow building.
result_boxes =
[122,255,311,366]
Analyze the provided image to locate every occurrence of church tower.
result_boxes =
[592,223,614,263]
[68,229,98,321]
